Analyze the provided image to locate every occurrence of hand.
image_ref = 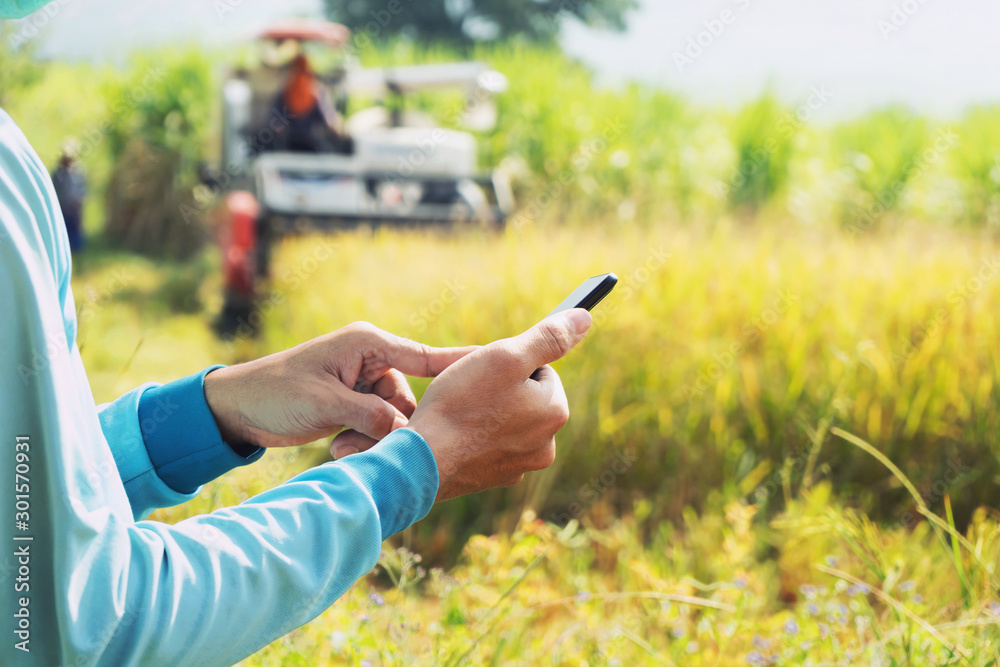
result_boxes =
[407,308,592,501]
[203,322,477,453]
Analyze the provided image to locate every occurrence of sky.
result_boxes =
[560,0,1000,121]
[11,0,1000,121]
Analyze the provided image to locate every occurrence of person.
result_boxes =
[49,140,87,252]
[0,9,593,667]
[271,54,344,153]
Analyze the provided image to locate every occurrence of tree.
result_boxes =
[324,0,637,44]
[0,24,42,107]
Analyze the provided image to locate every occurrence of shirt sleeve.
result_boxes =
[97,365,265,519]
[0,106,441,667]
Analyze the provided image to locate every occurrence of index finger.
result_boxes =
[381,333,481,378]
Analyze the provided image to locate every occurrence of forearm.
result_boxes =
[75,429,437,666]
[2,426,436,667]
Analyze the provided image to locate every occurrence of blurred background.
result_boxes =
[5,0,1000,664]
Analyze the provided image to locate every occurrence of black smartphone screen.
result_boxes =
[546,273,618,317]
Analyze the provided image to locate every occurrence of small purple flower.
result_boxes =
[847,584,870,596]
[989,601,1000,615]
[577,590,592,601]
[898,580,915,592]
[369,593,385,606]
[912,594,923,604]
[799,584,816,598]
[752,634,771,649]
[745,651,766,666]
[807,603,820,616]
[783,620,800,636]
[361,662,373,667]
[672,627,685,639]
[819,623,829,638]
[825,556,839,567]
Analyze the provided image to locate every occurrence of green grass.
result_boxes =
[16,35,1000,665]
[70,221,1000,664]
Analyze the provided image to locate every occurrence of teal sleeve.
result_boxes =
[96,365,266,519]
[0,106,440,666]
[96,384,203,519]
[136,365,265,494]
[93,428,439,666]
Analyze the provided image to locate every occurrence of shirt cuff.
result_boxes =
[137,364,265,494]
[334,428,439,540]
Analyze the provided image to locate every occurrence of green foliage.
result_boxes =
[952,105,1000,228]
[101,49,214,165]
[724,93,797,214]
[100,49,216,259]
[13,40,1000,233]
[352,41,700,224]
[0,25,43,106]
[323,0,637,44]
[834,106,929,229]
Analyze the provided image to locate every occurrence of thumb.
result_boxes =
[497,308,592,377]
[335,387,407,440]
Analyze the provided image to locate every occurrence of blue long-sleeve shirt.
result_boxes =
[0,107,440,665]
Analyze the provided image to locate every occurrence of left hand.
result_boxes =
[203,322,477,456]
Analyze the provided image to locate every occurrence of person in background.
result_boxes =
[50,139,87,252]
[272,54,344,152]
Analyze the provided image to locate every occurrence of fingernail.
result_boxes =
[564,308,592,335]
[335,446,359,459]
[392,413,408,431]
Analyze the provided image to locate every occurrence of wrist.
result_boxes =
[407,416,456,501]
[203,366,248,446]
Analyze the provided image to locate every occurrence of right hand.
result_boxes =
[407,308,593,501]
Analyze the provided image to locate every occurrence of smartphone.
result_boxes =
[546,273,618,318]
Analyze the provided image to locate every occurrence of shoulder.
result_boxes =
[0,108,75,346]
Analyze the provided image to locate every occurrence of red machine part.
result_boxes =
[215,191,259,296]
[258,20,350,48]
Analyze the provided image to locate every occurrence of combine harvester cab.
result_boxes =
[211,20,513,336]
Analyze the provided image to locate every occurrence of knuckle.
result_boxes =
[539,321,573,360]
[417,342,434,376]
[548,400,570,430]
[501,473,525,488]
[345,320,377,337]
[527,442,556,471]
[361,404,393,436]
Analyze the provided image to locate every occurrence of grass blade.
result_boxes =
[816,565,971,663]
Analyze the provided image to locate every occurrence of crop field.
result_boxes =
[8,31,1000,665]
[73,223,1000,665]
